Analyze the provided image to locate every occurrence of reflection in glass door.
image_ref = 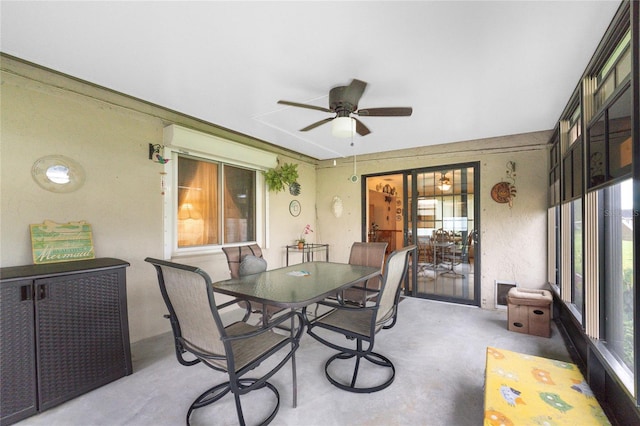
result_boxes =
[408,164,479,305]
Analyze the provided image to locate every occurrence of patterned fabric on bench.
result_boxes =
[484,347,610,426]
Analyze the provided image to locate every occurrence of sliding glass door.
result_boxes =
[364,162,480,306]
[408,164,479,305]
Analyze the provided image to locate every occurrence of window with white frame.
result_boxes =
[162,125,276,257]
[177,156,256,247]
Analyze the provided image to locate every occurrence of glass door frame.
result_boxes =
[361,161,480,307]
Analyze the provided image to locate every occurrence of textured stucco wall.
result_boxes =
[315,134,550,309]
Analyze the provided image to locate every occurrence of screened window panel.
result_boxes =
[176,156,257,248]
[572,143,583,198]
[603,179,634,372]
[607,87,632,179]
[177,157,219,247]
[595,74,615,112]
[572,198,583,317]
[562,155,572,201]
[588,116,606,187]
[615,48,631,83]
[224,165,256,244]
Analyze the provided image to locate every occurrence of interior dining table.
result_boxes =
[212,261,381,407]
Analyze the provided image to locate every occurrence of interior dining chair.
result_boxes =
[222,244,285,324]
[303,245,415,393]
[145,257,303,426]
[340,242,388,306]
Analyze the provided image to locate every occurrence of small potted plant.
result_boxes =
[296,224,313,249]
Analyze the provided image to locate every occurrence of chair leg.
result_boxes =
[233,392,245,426]
[186,379,280,426]
[323,339,396,394]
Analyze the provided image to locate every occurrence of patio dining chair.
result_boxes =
[222,244,285,324]
[340,242,388,306]
[145,257,303,426]
[303,245,415,393]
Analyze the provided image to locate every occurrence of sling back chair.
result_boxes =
[222,244,285,324]
[145,257,303,426]
[303,245,415,393]
[340,242,388,306]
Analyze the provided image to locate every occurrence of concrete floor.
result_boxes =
[16,297,572,426]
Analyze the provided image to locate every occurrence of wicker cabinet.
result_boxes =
[0,258,132,425]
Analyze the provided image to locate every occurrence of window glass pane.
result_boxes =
[615,48,631,84]
[562,156,572,201]
[572,143,583,197]
[596,30,631,110]
[595,74,615,111]
[554,206,560,285]
[572,198,583,315]
[224,165,256,243]
[568,107,581,146]
[607,87,632,179]
[177,156,219,247]
[568,123,579,146]
[549,170,555,206]
[603,179,634,371]
[588,116,606,187]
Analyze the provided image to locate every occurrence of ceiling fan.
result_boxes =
[277,79,412,137]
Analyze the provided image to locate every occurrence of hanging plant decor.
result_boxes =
[263,162,300,194]
[289,181,301,196]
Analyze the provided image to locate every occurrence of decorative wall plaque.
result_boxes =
[30,220,95,264]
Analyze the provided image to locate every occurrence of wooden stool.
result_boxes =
[507,288,552,337]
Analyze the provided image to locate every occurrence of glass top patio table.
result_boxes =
[212,261,379,409]
[212,261,380,309]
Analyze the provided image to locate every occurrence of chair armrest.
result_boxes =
[224,310,304,343]
[303,300,376,324]
[216,297,252,322]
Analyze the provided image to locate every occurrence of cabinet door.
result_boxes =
[0,279,37,425]
[35,269,129,410]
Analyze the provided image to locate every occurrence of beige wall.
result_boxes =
[315,133,551,308]
[1,67,169,342]
[1,57,551,344]
[0,60,317,343]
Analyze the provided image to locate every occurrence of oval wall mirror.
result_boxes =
[32,155,86,193]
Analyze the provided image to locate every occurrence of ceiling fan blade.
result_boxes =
[356,107,413,117]
[342,79,367,107]
[353,117,371,136]
[278,100,332,113]
[300,117,334,132]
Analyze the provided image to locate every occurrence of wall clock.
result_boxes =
[289,200,301,217]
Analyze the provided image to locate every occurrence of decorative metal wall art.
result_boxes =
[491,161,517,207]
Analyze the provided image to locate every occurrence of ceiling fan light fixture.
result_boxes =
[331,116,356,138]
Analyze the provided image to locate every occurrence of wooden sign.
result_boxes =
[30,220,95,264]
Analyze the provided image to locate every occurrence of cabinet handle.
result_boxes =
[21,285,33,301]
[35,284,47,300]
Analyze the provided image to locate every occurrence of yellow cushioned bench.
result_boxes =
[484,347,610,425]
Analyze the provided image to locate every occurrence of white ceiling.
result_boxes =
[1,1,621,160]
